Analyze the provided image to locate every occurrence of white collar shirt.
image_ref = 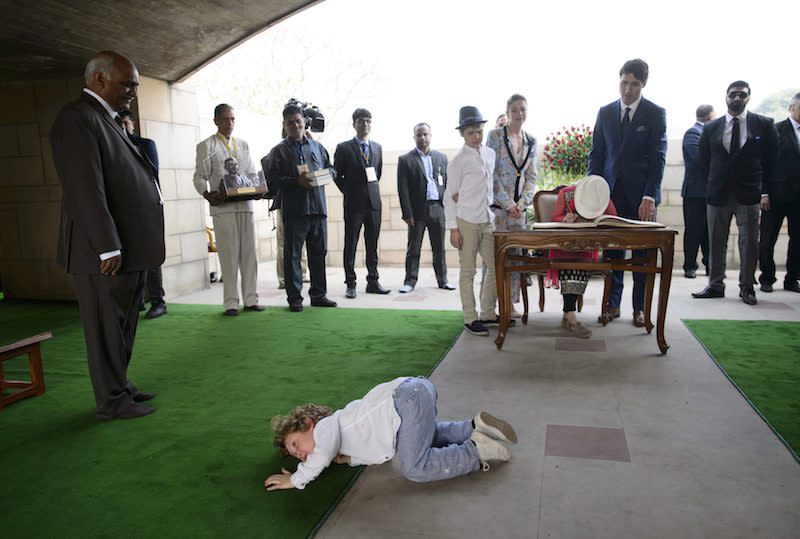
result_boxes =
[724,111,749,153]
[82,88,117,119]
[290,377,409,489]
[619,96,642,122]
[790,116,800,147]
[443,144,496,229]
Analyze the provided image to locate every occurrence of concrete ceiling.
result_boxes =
[0,0,323,82]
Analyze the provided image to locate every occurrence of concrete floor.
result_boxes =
[174,264,800,539]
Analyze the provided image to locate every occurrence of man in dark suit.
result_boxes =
[334,108,390,298]
[50,51,164,419]
[396,123,455,293]
[681,105,715,279]
[692,81,779,305]
[588,58,667,327]
[758,92,800,293]
[267,104,337,312]
[119,108,168,319]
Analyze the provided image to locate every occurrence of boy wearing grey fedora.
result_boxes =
[444,106,520,335]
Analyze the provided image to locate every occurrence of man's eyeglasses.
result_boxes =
[728,91,749,99]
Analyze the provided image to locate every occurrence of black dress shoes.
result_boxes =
[692,287,724,299]
[684,269,696,279]
[759,282,773,293]
[244,304,265,312]
[345,286,356,299]
[311,296,337,307]
[97,402,156,420]
[739,288,757,305]
[439,282,456,290]
[223,308,239,316]
[366,283,391,294]
[784,281,800,293]
[132,391,156,402]
[289,300,304,312]
[145,303,167,319]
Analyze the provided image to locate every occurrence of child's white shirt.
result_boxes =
[444,144,496,229]
[290,376,410,489]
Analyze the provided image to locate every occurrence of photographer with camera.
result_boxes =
[267,103,337,312]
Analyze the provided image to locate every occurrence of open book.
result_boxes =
[531,214,665,229]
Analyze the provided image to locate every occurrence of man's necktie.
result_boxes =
[621,107,631,132]
[730,117,740,155]
[114,115,124,130]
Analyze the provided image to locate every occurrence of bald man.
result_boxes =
[50,51,164,419]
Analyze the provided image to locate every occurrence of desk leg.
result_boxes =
[495,246,508,350]
[657,242,674,354]
[644,249,657,334]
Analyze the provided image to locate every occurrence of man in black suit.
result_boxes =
[119,108,168,319]
[759,92,800,293]
[681,104,715,279]
[50,51,164,419]
[588,58,667,327]
[334,108,390,298]
[396,123,455,293]
[693,81,779,305]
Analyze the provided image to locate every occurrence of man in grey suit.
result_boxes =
[692,81,779,305]
[681,104,715,279]
[397,123,454,293]
[50,51,164,419]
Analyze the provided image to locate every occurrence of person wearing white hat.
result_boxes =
[546,175,617,337]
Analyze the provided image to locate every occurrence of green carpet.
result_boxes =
[684,320,800,461]
[0,300,463,538]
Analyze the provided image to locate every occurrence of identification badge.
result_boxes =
[365,166,378,182]
[437,173,444,186]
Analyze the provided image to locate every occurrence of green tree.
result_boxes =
[753,87,798,121]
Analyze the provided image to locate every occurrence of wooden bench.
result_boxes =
[0,331,52,410]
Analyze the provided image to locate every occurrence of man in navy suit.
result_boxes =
[334,108,390,298]
[120,108,168,319]
[681,105,715,279]
[396,123,454,293]
[692,81,779,305]
[588,58,667,327]
[758,92,800,293]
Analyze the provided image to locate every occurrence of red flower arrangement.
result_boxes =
[541,124,593,189]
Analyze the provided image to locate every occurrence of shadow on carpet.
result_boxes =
[0,300,463,538]
[684,319,800,463]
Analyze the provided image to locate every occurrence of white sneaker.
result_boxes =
[399,284,414,293]
[474,411,518,444]
[510,308,522,319]
[470,431,511,471]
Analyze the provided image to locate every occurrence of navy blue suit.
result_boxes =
[588,97,667,311]
[681,122,709,273]
[129,133,165,305]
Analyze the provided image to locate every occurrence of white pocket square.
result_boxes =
[636,125,647,132]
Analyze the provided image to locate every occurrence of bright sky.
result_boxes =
[186,0,795,157]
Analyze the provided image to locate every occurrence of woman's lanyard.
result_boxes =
[502,126,533,202]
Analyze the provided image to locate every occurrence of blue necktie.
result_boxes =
[361,142,369,162]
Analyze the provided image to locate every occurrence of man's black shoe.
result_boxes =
[759,282,773,293]
[138,302,146,312]
[784,281,800,293]
[223,308,239,316]
[289,300,304,312]
[739,288,757,305]
[479,317,516,327]
[132,391,156,402]
[145,303,167,319]
[692,287,724,299]
[311,297,337,307]
[366,283,391,294]
[345,286,356,299]
[684,269,696,279]
[97,402,156,420]
[244,304,265,312]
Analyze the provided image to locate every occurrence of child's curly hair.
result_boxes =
[271,403,333,457]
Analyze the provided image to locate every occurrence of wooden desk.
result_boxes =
[493,227,677,354]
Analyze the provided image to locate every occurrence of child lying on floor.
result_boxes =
[264,376,517,491]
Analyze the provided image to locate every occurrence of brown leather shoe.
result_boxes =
[598,306,620,323]
[633,311,645,327]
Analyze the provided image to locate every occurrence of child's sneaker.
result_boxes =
[464,320,489,336]
[470,431,512,471]
[474,411,518,445]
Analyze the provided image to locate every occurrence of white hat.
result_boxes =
[574,175,610,219]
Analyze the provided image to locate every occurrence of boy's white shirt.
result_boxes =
[290,376,410,489]
[444,144,501,229]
